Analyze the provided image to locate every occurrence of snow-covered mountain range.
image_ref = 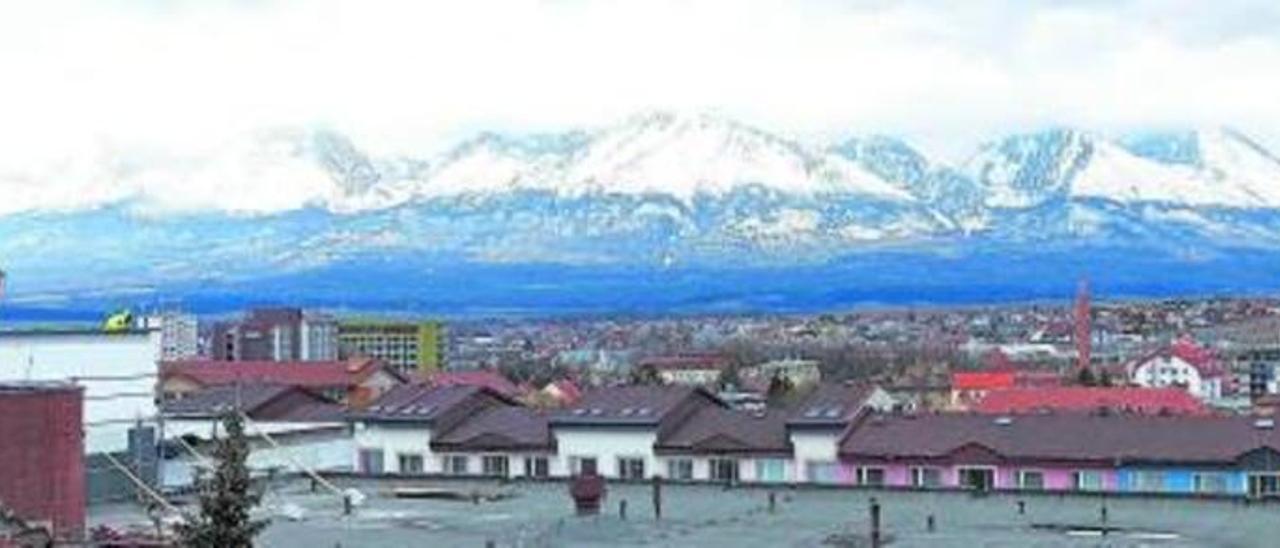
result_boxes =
[3,111,1280,310]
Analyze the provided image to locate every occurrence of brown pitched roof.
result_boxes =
[841,412,1280,465]
[161,358,406,389]
[355,384,500,423]
[551,385,711,426]
[786,382,875,427]
[430,406,553,452]
[655,406,791,456]
[162,384,345,422]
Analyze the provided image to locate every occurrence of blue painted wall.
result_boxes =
[1118,468,1248,495]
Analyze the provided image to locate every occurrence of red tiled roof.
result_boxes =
[974,387,1207,416]
[1014,371,1063,388]
[951,371,1016,391]
[429,370,519,397]
[1129,337,1224,377]
[161,358,394,389]
[1170,337,1220,372]
[548,379,583,404]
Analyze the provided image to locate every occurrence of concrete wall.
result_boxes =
[161,420,351,488]
[654,456,794,483]
[432,452,555,478]
[352,422,432,474]
[791,430,841,482]
[552,427,657,478]
[0,331,160,453]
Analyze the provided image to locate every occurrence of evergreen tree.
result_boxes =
[1098,369,1114,387]
[719,363,742,391]
[766,373,795,406]
[1077,367,1097,387]
[630,363,661,385]
[175,412,269,548]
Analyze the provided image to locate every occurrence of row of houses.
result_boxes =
[351,383,895,484]
[345,382,1280,498]
[840,413,1280,498]
[154,359,1280,500]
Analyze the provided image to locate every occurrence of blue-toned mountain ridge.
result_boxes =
[2,112,1279,314]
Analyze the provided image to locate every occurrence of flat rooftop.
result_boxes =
[90,478,1280,547]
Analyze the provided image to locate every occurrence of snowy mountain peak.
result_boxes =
[420,110,914,202]
[966,128,1095,208]
[965,126,1280,209]
[830,136,929,187]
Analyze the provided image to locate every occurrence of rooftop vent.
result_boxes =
[803,408,821,418]
[637,408,652,416]
[823,407,842,419]
[589,408,604,416]
[572,408,587,416]
[1256,418,1275,430]
[620,408,634,416]
[994,416,1014,426]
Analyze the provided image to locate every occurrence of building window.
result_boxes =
[1193,472,1229,494]
[444,455,470,475]
[1016,470,1045,490]
[709,458,740,483]
[482,455,509,477]
[524,457,549,478]
[358,449,384,474]
[569,456,598,476]
[958,467,995,491]
[1073,470,1104,491]
[857,467,886,487]
[911,467,942,488]
[397,453,424,475]
[806,461,840,484]
[667,459,694,481]
[1248,473,1280,498]
[618,457,647,480]
[755,459,787,483]
[1132,471,1165,493]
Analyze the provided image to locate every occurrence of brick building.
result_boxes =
[0,383,85,543]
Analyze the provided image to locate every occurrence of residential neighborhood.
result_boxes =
[7,296,1280,544]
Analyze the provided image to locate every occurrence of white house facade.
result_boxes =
[1129,344,1225,402]
[350,382,887,486]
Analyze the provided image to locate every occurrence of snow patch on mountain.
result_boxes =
[968,128,1280,210]
[418,111,914,203]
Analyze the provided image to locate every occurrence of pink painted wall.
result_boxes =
[842,461,1121,491]
[837,463,857,484]
[885,466,910,486]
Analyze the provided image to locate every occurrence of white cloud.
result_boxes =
[1,0,1279,213]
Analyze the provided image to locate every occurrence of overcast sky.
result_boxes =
[2,0,1279,200]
